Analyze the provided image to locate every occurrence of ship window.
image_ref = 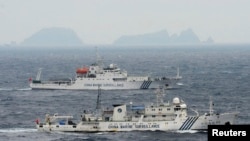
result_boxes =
[105,117,109,121]
[159,108,162,111]
[174,108,180,111]
[152,115,156,118]
[117,108,122,113]
[167,108,171,111]
[152,109,155,111]
[162,115,166,117]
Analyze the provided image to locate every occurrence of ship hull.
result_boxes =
[36,113,238,132]
[30,79,179,90]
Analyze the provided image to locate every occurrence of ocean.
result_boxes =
[0,45,249,141]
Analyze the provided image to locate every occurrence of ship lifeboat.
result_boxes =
[76,67,89,74]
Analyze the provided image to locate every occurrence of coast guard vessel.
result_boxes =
[29,52,181,90]
[35,87,239,132]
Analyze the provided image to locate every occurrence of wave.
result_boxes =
[176,130,207,134]
[0,88,13,91]
[220,70,233,74]
[176,82,184,86]
[16,88,32,91]
[0,128,37,133]
[0,87,31,91]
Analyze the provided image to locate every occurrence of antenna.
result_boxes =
[95,47,102,65]
[176,67,182,79]
[95,47,98,64]
[209,96,214,115]
[36,68,42,80]
[96,85,102,110]
[155,86,165,106]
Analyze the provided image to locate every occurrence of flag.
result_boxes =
[35,118,39,124]
[28,77,32,82]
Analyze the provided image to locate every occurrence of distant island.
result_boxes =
[20,27,84,47]
[113,28,214,46]
[13,27,213,47]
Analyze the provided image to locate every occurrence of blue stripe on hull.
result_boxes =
[179,117,199,130]
[140,81,152,89]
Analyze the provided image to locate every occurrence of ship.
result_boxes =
[35,87,239,132]
[29,51,181,90]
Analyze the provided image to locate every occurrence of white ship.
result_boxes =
[29,52,181,90]
[35,87,239,132]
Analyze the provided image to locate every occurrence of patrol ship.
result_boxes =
[29,52,181,90]
[35,87,239,132]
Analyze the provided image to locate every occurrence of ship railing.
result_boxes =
[81,122,99,125]
[33,80,73,85]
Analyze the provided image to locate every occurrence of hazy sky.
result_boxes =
[0,0,249,45]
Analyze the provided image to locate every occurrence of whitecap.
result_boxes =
[176,83,184,86]
[16,88,32,91]
[0,87,31,91]
[0,88,13,91]
[176,130,206,134]
[0,128,37,133]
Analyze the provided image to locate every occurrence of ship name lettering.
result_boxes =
[93,84,101,87]
[103,84,114,87]
[135,124,159,128]
[108,125,119,129]
[84,84,93,86]
[120,125,133,128]
[151,124,160,128]
[135,125,148,128]
[117,84,124,87]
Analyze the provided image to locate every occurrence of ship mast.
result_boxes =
[155,87,165,106]
[209,96,214,115]
[176,67,182,79]
[95,47,103,67]
[36,68,42,80]
[96,85,102,110]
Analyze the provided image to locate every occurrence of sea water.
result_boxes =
[0,44,249,141]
